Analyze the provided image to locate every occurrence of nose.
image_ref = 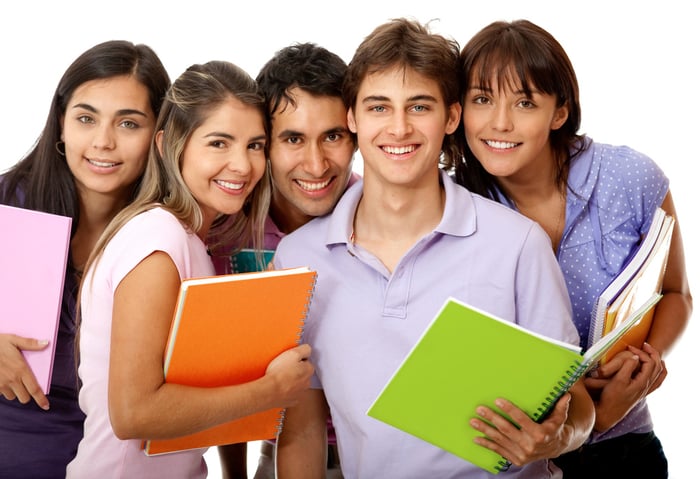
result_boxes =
[91,123,116,150]
[302,141,329,177]
[490,104,513,132]
[387,110,412,138]
[226,148,253,175]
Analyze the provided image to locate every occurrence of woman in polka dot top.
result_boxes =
[455,19,692,479]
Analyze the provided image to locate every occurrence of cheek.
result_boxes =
[251,156,268,185]
[269,148,298,178]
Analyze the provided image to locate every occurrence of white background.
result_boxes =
[1,1,695,477]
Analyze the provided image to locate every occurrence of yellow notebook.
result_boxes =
[588,207,674,364]
[367,294,661,474]
[143,266,317,455]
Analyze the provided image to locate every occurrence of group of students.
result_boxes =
[0,16,691,479]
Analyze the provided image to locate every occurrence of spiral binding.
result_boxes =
[533,358,585,422]
[496,457,512,472]
[297,272,318,344]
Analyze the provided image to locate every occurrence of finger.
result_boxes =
[0,386,17,401]
[13,337,50,352]
[616,354,641,379]
[594,350,636,377]
[493,398,537,430]
[23,377,49,410]
[295,343,312,359]
[583,376,610,390]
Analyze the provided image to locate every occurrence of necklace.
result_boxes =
[550,191,566,253]
[513,191,565,253]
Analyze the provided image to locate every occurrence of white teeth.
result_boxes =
[383,145,415,154]
[297,179,331,191]
[88,159,117,167]
[485,140,518,150]
[215,179,244,190]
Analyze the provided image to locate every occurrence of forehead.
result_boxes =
[196,96,265,132]
[272,88,347,133]
[69,75,151,110]
[358,65,444,102]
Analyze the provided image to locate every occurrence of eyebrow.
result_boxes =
[205,132,267,143]
[71,103,149,118]
[278,126,349,139]
[361,94,439,104]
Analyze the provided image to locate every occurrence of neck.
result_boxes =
[352,174,445,272]
[71,189,131,272]
[269,196,310,235]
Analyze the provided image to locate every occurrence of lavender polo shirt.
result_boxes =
[274,170,578,479]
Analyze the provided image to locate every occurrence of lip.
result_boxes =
[85,157,120,172]
[483,139,520,151]
[214,179,246,195]
[381,144,418,155]
[295,177,335,196]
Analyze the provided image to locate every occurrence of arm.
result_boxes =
[470,379,594,467]
[107,251,314,439]
[276,388,329,479]
[0,334,49,409]
[582,191,692,431]
[646,191,693,356]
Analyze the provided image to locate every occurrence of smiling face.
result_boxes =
[179,96,267,231]
[347,66,460,190]
[61,74,156,202]
[268,87,355,232]
[462,70,568,182]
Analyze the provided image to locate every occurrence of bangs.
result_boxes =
[467,44,562,103]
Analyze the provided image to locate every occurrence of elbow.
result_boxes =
[109,399,148,440]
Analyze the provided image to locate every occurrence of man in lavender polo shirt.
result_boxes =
[214,43,358,479]
[274,19,595,479]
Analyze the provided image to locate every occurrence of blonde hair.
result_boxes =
[84,60,270,282]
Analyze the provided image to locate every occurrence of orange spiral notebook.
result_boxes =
[142,266,317,455]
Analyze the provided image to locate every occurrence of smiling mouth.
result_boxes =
[215,179,244,190]
[87,158,118,168]
[484,140,519,150]
[296,178,332,191]
[382,145,417,154]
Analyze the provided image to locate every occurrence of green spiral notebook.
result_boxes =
[367,294,662,473]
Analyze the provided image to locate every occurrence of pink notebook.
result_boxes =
[0,204,72,394]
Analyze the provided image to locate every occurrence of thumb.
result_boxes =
[13,336,50,352]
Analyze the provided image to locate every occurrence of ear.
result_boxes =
[347,108,358,134]
[155,130,165,156]
[445,102,462,135]
[551,104,569,131]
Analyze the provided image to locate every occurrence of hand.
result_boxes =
[264,343,314,409]
[0,333,50,409]
[470,394,572,467]
[584,343,665,431]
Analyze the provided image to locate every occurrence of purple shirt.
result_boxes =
[274,170,578,478]
[551,140,667,443]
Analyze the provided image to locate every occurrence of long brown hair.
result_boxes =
[455,19,588,199]
[83,60,271,281]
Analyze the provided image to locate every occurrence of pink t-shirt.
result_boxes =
[68,207,214,479]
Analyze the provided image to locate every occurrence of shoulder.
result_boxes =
[119,207,187,240]
[584,141,667,188]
